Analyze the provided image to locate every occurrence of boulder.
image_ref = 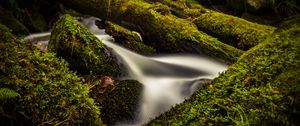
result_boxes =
[48,14,122,76]
[91,80,143,125]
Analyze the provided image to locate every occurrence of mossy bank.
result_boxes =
[147,16,300,125]
[0,24,103,125]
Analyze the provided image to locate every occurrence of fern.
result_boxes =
[0,88,20,101]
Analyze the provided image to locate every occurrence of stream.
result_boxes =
[24,17,228,125]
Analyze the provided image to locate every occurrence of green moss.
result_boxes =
[141,0,276,50]
[147,17,300,125]
[0,6,29,36]
[0,26,103,125]
[105,22,156,55]
[49,14,121,75]
[145,0,204,18]
[59,0,243,63]
[125,2,243,62]
[193,10,276,50]
[91,80,143,125]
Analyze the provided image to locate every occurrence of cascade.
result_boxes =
[24,17,228,125]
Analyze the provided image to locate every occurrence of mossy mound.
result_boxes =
[49,14,121,76]
[103,21,156,55]
[91,80,143,125]
[0,6,29,36]
[0,25,103,125]
[147,16,300,125]
[193,10,276,50]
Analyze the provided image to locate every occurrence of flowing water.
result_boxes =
[24,17,228,125]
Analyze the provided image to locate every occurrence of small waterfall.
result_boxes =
[24,17,228,125]
[97,35,227,125]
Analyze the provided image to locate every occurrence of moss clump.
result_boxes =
[91,80,143,125]
[147,17,300,125]
[0,6,29,36]
[103,21,156,55]
[193,10,276,50]
[49,14,121,75]
[0,26,103,125]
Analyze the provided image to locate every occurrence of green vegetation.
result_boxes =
[0,24,103,125]
[1,0,299,125]
[49,14,121,75]
[147,17,300,125]
[104,21,156,55]
[0,88,20,114]
[144,0,276,50]
[60,0,244,63]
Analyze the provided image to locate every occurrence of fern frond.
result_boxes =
[0,88,20,101]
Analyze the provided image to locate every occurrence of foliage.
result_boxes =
[0,88,20,102]
[91,80,143,125]
[49,14,121,76]
[147,15,300,125]
[0,88,20,114]
[0,24,103,125]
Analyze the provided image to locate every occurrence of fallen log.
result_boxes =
[57,0,243,63]
[146,0,276,50]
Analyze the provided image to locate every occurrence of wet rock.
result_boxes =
[101,21,156,55]
[91,80,143,125]
[48,14,122,76]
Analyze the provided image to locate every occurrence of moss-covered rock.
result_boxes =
[0,25,103,125]
[102,21,156,55]
[49,14,121,76]
[59,0,244,63]
[147,16,300,125]
[0,6,29,36]
[91,80,143,125]
[193,10,276,50]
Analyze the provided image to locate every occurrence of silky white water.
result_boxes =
[24,17,228,125]
[96,35,227,125]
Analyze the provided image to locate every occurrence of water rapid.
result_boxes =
[96,35,227,125]
[24,17,228,125]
